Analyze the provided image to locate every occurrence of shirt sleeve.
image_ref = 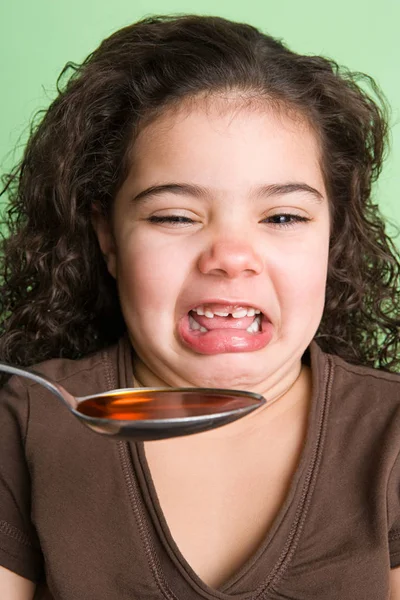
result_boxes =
[388,446,400,568]
[0,375,44,582]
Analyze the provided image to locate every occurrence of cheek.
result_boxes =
[272,241,329,314]
[116,235,189,314]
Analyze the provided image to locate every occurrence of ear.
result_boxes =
[91,205,117,279]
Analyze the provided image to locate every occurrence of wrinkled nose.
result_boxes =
[197,239,263,278]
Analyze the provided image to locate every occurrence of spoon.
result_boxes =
[0,362,266,441]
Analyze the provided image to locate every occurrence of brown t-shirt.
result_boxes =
[0,337,400,599]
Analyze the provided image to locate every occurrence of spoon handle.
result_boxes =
[0,362,75,409]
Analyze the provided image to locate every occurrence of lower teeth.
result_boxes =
[189,314,261,334]
[246,316,261,333]
[189,314,208,332]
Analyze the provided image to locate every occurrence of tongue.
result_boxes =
[190,312,256,330]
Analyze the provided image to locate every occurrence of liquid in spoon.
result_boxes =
[76,389,256,421]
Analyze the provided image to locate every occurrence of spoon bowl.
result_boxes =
[0,362,266,440]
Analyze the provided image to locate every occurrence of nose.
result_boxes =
[197,238,264,278]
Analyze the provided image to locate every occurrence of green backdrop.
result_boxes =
[1,0,399,235]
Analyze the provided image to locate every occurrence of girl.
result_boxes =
[0,14,399,600]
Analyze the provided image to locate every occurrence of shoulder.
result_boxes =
[30,347,113,398]
[0,338,129,474]
[311,341,400,404]
[5,339,124,399]
[330,350,400,384]
[0,338,126,433]
[310,342,400,462]
[330,351,400,407]
[310,346,400,568]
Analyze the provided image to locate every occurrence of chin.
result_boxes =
[184,359,265,391]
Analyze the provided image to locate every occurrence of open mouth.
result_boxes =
[178,303,273,355]
[188,304,263,334]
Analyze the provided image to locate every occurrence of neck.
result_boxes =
[133,359,312,442]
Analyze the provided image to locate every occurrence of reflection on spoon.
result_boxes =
[0,362,266,441]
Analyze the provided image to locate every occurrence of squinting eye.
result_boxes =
[264,214,310,227]
[147,215,195,225]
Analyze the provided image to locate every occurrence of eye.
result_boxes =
[147,215,195,226]
[262,213,311,228]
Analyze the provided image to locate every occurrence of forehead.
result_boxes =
[127,95,324,192]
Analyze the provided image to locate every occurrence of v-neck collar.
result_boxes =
[116,337,333,598]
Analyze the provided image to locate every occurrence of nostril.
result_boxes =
[197,241,263,277]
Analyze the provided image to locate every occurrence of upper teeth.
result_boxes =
[193,306,261,319]
[189,312,261,333]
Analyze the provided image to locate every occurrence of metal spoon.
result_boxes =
[0,362,266,441]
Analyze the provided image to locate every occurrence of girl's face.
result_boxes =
[94,99,330,398]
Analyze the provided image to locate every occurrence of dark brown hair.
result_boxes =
[1,14,399,371]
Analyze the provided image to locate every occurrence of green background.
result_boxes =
[1,0,399,236]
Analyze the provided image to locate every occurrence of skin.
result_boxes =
[0,566,35,600]
[91,99,400,590]
[94,97,331,408]
[92,97,335,585]
[5,95,400,595]
[391,569,400,599]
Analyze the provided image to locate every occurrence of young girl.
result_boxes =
[0,14,399,600]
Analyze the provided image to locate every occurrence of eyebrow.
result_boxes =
[132,182,324,203]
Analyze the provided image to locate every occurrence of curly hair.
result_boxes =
[0,14,399,371]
